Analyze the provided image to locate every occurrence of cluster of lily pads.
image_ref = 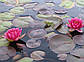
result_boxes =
[0,0,84,62]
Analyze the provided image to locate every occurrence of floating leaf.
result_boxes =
[48,34,75,54]
[31,51,45,60]
[76,0,84,7]
[18,0,32,4]
[9,7,24,15]
[26,39,41,48]
[57,24,69,34]
[29,21,45,29]
[16,57,33,62]
[45,2,55,7]
[66,48,84,62]
[12,16,35,28]
[73,35,84,45]
[0,25,8,33]
[0,12,15,20]
[24,2,38,9]
[59,0,75,9]
[0,46,16,60]
[55,9,68,14]
[0,38,9,47]
[0,21,12,33]
[28,29,47,39]
[8,46,16,57]
[13,54,22,60]
[57,54,67,60]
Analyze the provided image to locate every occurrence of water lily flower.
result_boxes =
[67,17,84,32]
[4,28,25,41]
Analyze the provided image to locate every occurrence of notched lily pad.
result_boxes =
[73,35,84,45]
[28,29,47,39]
[48,34,75,54]
[26,39,41,48]
[9,7,24,15]
[57,24,69,34]
[16,57,33,62]
[67,48,84,62]
[31,51,45,60]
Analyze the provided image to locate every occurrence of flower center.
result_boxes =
[74,21,79,24]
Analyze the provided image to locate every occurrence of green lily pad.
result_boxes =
[76,0,84,7]
[59,0,75,9]
[0,12,15,21]
[0,0,6,2]
[45,2,55,7]
[0,25,8,33]
[0,21,12,33]
[17,57,33,62]
[12,16,35,28]
[9,7,24,15]
[0,38,9,47]
[18,0,32,4]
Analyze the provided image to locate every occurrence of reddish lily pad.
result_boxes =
[48,34,75,54]
[73,35,84,45]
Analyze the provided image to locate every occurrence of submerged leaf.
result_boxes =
[31,51,45,60]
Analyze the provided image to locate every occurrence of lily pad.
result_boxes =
[59,0,75,9]
[45,2,55,7]
[0,38,9,47]
[12,16,35,28]
[73,35,84,45]
[0,12,15,21]
[57,24,69,34]
[24,2,38,9]
[48,34,75,54]
[0,21,12,33]
[18,0,32,4]
[31,51,45,60]
[16,57,33,62]
[28,29,47,39]
[0,46,16,60]
[66,48,84,62]
[76,0,84,7]
[55,9,68,14]
[26,39,41,48]
[9,7,24,15]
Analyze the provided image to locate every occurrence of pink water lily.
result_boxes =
[67,17,84,32]
[4,28,25,41]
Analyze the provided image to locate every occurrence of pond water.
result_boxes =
[0,0,84,62]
